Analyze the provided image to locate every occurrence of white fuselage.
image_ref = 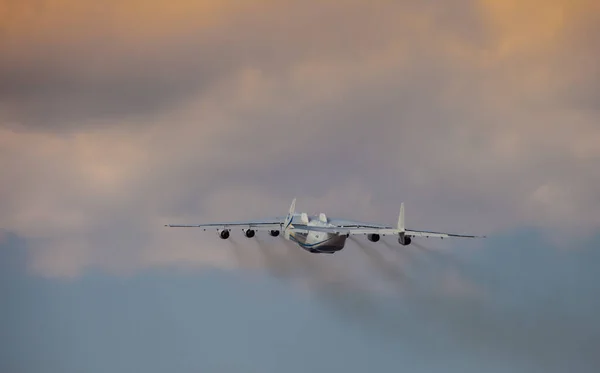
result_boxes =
[284,213,347,254]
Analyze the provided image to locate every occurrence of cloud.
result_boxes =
[0,0,599,276]
[0,0,446,130]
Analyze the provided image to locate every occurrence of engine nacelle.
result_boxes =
[367,233,380,242]
[217,229,230,239]
[269,230,280,237]
[244,229,255,238]
[398,236,412,246]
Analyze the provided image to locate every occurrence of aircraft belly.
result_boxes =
[291,233,346,253]
[291,232,309,244]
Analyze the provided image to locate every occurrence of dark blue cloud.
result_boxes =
[1,229,599,373]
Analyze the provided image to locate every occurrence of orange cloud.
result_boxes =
[480,0,567,54]
[0,0,256,42]
[1,0,599,277]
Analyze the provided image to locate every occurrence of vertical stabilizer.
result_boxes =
[283,198,296,239]
[398,203,405,232]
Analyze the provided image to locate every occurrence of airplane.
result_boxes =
[165,199,485,254]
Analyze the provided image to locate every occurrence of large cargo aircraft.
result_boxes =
[165,199,484,254]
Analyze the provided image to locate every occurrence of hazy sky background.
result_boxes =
[1,0,599,372]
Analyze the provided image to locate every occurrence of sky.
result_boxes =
[1,0,599,371]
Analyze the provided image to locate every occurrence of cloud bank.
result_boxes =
[0,0,599,276]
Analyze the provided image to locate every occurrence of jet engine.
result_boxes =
[398,236,412,246]
[244,229,255,238]
[367,233,380,242]
[269,230,280,237]
[217,229,230,239]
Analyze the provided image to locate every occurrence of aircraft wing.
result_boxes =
[165,217,284,231]
[289,226,396,236]
[403,229,483,238]
[290,225,483,239]
[305,203,485,239]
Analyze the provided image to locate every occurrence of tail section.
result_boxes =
[398,203,405,233]
[397,202,411,245]
[283,198,296,239]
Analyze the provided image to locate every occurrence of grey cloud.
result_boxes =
[0,230,28,278]
[215,234,600,372]
[0,0,484,131]
[1,230,598,372]
[0,38,234,130]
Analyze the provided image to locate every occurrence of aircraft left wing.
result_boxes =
[165,217,284,231]
[290,202,484,239]
[290,226,483,239]
[404,229,483,238]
